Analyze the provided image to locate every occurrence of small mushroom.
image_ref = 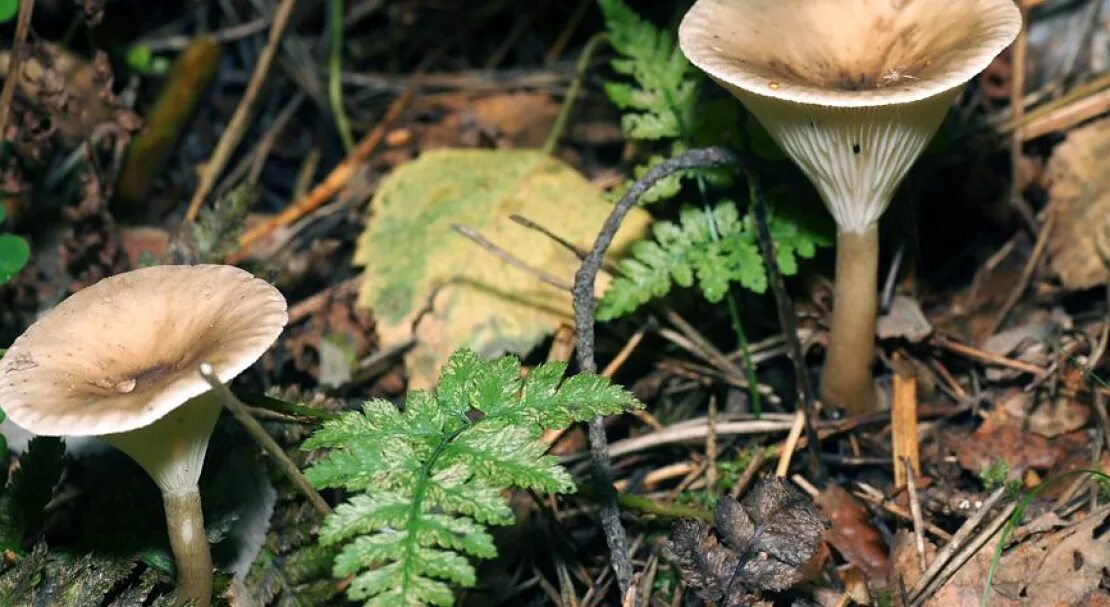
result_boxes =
[679,0,1020,413]
[0,265,287,606]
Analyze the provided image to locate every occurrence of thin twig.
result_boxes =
[511,214,588,258]
[351,339,414,385]
[656,329,771,395]
[229,90,412,261]
[184,0,298,223]
[881,243,906,312]
[729,447,767,499]
[775,410,806,477]
[602,322,650,378]
[747,169,824,481]
[613,462,694,491]
[853,484,953,541]
[1008,5,1039,233]
[451,223,574,291]
[1089,285,1110,369]
[511,213,622,276]
[932,334,1046,376]
[137,17,274,52]
[244,92,306,189]
[545,0,593,64]
[910,500,1016,607]
[610,490,712,522]
[0,0,35,143]
[198,363,332,517]
[543,32,605,155]
[572,146,740,594]
[984,213,1055,336]
[908,485,1007,601]
[1000,72,1110,135]
[582,418,795,460]
[662,309,771,396]
[1090,287,1110,450]
[903,457,928,573]
[555,557,580,607]
[706,396,719,495]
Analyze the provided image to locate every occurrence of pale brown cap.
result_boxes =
[0,265,287,436]
[679,0,1020,232]
[678,0,1022,109]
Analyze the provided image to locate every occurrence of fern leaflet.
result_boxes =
[304,349,642,607]
[598,0,696,141]
[598,201,829,320]
[595,0,832,320]
[598,0,737,203]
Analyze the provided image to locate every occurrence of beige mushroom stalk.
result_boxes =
[0,265,287,606]
[679,0,1021,413]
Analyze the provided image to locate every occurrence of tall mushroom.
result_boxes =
[0,265,287,606]
[679,0,1020,413]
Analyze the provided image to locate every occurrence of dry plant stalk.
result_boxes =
[571,146,741,593]
[183,0,298,223]
[228,90,412,261]
[776,410,807,477]
[892,352,921,487]
[0,0,35,142]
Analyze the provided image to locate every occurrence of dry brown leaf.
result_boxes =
[118,226,170,267]
[814,485,891,589]
[416,92,560,150]
[1047,116,1110,290]
[877,295,933,343]
[954,406,1062,479]
[935,231,1028,343]
[1000,389,1091,438]
[888,529,936,593]
[924,539,1019,607]
[1078,591,1110,607]
[994,507,1110,606]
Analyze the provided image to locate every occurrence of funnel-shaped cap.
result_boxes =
[0,265,288,437]
[679,0,1021,231]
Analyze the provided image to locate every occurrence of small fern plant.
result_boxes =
[303,349,642,607]
[598,0,734,204]
[596,0,830,320]
[599,200,825,320]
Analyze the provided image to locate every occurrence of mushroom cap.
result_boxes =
[679,0,1021,109]
[0,265,287,436]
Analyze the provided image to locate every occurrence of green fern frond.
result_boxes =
[760,204,831,276]
[304,349,642,607]
[598,0,697,141]
[598,201,829,320]
[599,0,739,206]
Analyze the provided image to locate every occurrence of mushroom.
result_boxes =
[678,0,1021,413]
[0,264,287,606]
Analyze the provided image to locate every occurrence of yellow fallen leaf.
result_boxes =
[354,148,651,387]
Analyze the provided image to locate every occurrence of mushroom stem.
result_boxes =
[821,226,879,414]
[164,489,213,607]
[102,392,221,607]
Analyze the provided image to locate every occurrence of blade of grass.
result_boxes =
[329,0,354,151]
[981,468,1110,607]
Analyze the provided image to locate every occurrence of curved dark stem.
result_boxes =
[745,170,825,483]
[572,146,740,595]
